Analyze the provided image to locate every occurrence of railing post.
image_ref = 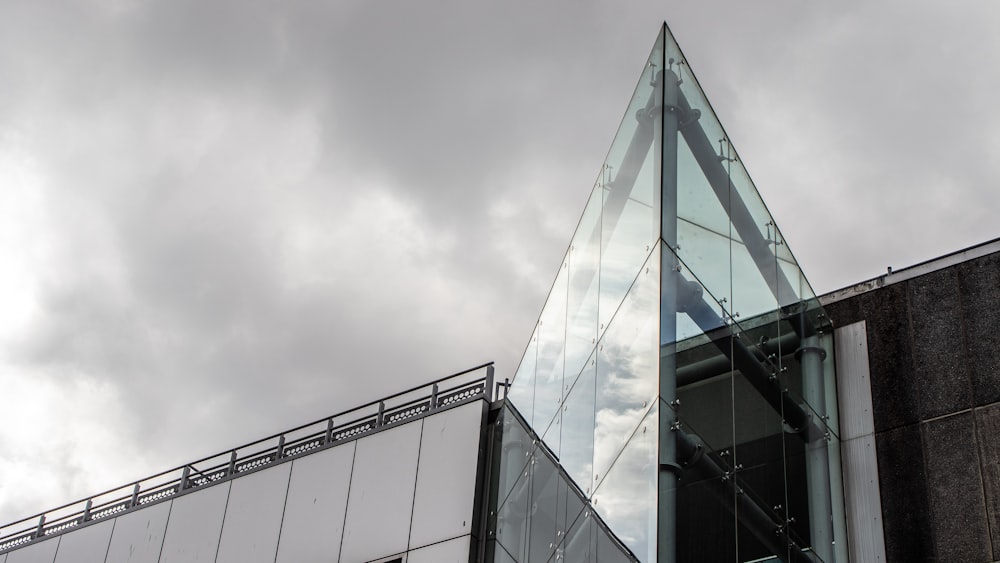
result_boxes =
[228,451,238,476]
[275,435,286,459]
[377,401,385,426]
[485,365,495,401]
[325,418,334,444]
[179,466,190,491]
[130,483,140,507]
[430,384,439,411]
[81,499,93,523]
[35,515,45,538]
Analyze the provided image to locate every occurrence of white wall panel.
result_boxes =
[409,402,484,550]
[835,321,875,441]
[406,535,471,563]
[215,463,292,563]
[52,521,113,563]
[842,435,887,562]
[5,537,58,563]
[339,422,422,563]
[274,442,355,563]
[158,483,230,563]
[835,320,887,563]
[103,499,171,563]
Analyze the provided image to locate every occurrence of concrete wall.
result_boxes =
[824,251,1000,563]
[1,400,487,563]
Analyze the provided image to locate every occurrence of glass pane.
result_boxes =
[542,406,562,461]
[594,249,659,486]
[490,540,518,563]
[496,406,533,510]
[565,184,603,386]
[596,528,637,563]
[781,436,842,563]
[557,479,587,548]
[508,327,538,428]
[496,456,531,562]
[536,255,569,452]
[675,476,737,561]
[526,447,560,563]
[598,31,663,335]
[662,245,729,348]
[673,136,735,316]
[600,195,657,334]
[592,403,657,562]
[556,508,595,563]
[560,353,596,495]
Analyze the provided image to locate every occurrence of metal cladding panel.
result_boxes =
[836,320,875,440]
[52,520,113,563]
[158,481,231,563]
[406,535,471,563]
[274,441,355,563]
[409,401,484,550]
[841,435,887,562]
[215,463,292,563]
[5,537,58,563]
[836,320,887,561]
[103,498,171,563]
[339,420,422,563]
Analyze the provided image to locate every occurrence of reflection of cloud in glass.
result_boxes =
[600,196,656,331]
[559,360,596,494]
[565,186,601,385]
[594,248,658,483]
[593,404,650,487]
[497,407,533,508]
[534,256,569,432]
[507,327,537,426]
[593,404,658,562]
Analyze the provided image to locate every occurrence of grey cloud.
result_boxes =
[1,0,999,526]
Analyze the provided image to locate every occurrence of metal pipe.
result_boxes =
[679,279,822,441]
[659,64,681,563]
[675,92,801,311]
[674,429,821,563]
[602,92,656,238]
[672,331,801,388]
[800,335,834,561]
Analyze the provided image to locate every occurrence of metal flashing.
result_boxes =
[821,237,1000,305]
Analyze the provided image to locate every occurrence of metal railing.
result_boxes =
[0,363,495,553]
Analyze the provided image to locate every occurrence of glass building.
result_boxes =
[492,24,846,563]
[1,22,870,563]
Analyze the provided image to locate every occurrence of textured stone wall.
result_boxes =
[824,251,1000,563]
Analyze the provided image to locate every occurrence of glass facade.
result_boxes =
[497,23,846,563]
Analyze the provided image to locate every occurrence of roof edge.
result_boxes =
[820,236,1000,305]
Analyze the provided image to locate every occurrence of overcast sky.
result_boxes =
[1,1,998,526]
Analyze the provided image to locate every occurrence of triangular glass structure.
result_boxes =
[492,24,847,563]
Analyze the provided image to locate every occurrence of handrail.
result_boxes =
[0,363,494,553]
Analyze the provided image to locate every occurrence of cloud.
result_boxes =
[1,0,999,528]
